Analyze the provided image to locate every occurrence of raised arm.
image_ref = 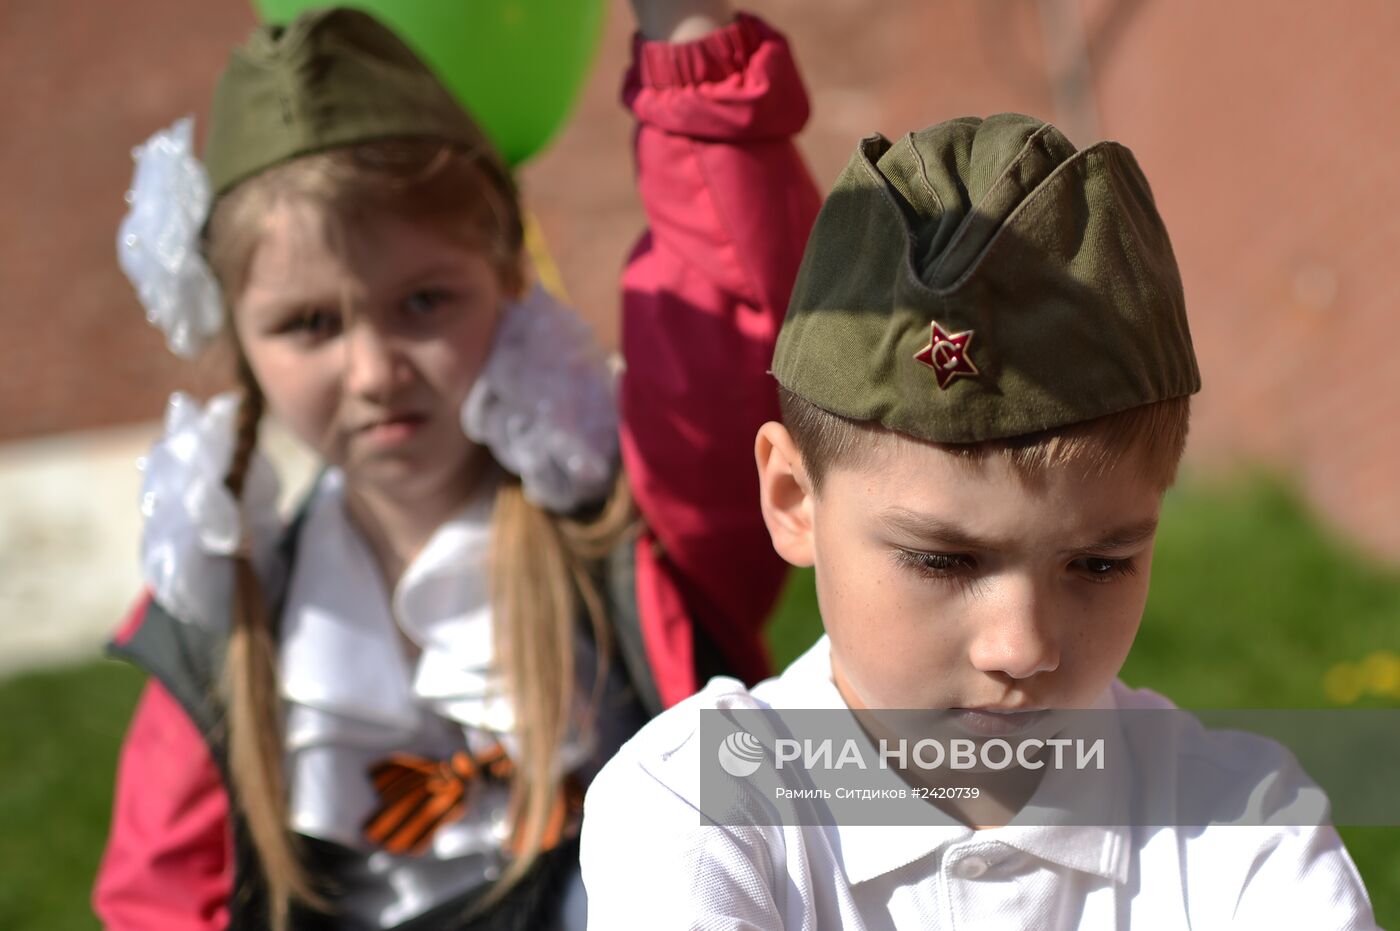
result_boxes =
[631,0,735,43]
[619,3,822,706]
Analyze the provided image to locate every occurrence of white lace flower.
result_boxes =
[117,117,224,359]
[138,392,282,627]
[462,286,619,513]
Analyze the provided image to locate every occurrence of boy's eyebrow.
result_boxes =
[877,508,1159,553]
[1072,517,1160,552]
[877,509,1000,550]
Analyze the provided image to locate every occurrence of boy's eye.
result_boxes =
[1070,556,1138,582]
[893,548,985,597]
[894,548,976,577]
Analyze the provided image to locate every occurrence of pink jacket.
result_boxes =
[94,14,820,929]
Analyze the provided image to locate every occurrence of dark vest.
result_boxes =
[109,493,731,930]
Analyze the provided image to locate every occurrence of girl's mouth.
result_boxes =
[358,413,428,445]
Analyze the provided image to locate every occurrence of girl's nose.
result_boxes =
[343,319,408,400]
[966,579,1061,681]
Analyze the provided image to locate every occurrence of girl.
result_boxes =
[95,2,819,929]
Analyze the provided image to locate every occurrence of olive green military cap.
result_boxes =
[204,7,499,197]
[772,113,1200,443]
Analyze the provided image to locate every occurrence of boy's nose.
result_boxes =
[967,584,1061,680]
[343,319,408,399]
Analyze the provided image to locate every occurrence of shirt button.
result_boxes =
[954,855,989,879]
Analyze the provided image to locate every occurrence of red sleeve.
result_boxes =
[94,604,232,930]
[620,13,822,706]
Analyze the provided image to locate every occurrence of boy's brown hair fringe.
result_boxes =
[778,386,1192,493]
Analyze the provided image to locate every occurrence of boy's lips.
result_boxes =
[945,706,1050,737]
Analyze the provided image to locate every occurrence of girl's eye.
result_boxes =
[283,309,340,339]
[404,288,452,316]
[1071,556,1138,582]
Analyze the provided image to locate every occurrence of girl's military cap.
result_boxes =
[203,7,501,198]
[772,113,1201,443]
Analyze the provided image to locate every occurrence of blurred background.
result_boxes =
[1,0,1397,925]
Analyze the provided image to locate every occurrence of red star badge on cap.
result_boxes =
[914,321,979,389]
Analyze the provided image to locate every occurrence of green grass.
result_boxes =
[0,659,145,930]
[1,474,1395,927]
[764,473,1400,922]
[1125,477,1400,709]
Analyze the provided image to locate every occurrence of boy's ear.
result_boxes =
[754,421,816,568]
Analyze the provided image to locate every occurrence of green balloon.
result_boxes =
[252,0,607,166]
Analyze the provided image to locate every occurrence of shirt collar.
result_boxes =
[1000,683,1131,885]
[773,635,1132,887]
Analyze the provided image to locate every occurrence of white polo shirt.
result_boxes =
[581,636,1378,930]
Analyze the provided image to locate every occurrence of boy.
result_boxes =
[579,115,1378,927]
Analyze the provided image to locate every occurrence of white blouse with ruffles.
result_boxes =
[276,467,591,928]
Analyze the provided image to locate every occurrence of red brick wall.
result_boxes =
[3,0,1396,558]
[0,1,256,437]
[1086,0,1400,556]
